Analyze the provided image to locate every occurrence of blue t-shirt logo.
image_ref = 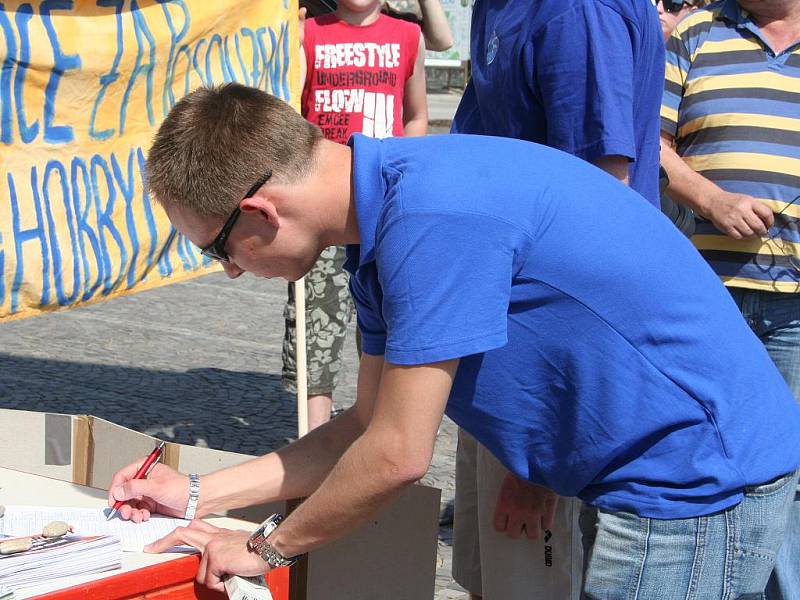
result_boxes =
[487,31,499,65]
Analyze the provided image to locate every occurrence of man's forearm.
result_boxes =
[660,137,720,218]
[197,407,365,515]
[266,359,457,558]
[265,425,420,557]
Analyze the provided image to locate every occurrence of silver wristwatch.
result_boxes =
[246,514,298,568]
[184,473,200,520]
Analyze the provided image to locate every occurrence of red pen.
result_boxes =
[106,440,166,521]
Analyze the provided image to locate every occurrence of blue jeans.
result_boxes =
[729,288,800,600]
[580,470,799,599]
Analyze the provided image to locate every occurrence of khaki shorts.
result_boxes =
[452,429,583,599]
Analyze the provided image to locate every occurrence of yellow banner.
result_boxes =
[0,0,299,320]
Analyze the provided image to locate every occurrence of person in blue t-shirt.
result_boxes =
[111,86,800,598]
[450,2,665,596]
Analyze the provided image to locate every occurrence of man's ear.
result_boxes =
[240,194,280,229]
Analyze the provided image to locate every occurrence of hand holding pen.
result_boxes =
[107,441,165,520]
[107,442,192,523]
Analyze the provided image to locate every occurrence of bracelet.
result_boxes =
[184,473,200,520]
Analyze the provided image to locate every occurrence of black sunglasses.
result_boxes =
[662,0,689,13]
[200,170,272,263]
[761,195,800,275]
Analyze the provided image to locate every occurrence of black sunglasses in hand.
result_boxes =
[200,170,273,263]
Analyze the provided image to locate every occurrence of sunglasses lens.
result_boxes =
[201,247,227,263]
[664,0,682,12]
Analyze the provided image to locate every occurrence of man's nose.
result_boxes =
[221,260,244,279]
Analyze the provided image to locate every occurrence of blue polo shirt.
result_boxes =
[452,0,665,206]
[345,133,800,519]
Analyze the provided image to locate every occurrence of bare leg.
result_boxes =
[307,393,333,431]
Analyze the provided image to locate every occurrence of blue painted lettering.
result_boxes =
[120,0,156,135]
[204,34,228,85]
[240,28,262,86]
[280,22,290,100]
[71,157,103,302]
[13,5,38,143]
[41,0,81,144]
[157,227,175,277]
[89,0,125,141]
[254,27,269,90]
[90,154,126,295]
[191,38,209,87]
[157,0,190,115]
[42,159,79,304]
[136,147,159,279]
[0,5,17,144]
[9,169,50,313]
[110,149,140,288]
[232,31,252,87]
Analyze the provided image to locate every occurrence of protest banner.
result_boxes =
[0,0,299,320]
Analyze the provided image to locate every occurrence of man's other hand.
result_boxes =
[145,520,269,592]
[493,473,558,540]
[705,190,774,239]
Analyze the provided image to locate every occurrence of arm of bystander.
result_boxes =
[402,33,429,137]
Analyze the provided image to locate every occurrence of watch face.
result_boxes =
[248,514,283,554]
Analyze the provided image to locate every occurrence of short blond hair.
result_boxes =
[147,84,322,218]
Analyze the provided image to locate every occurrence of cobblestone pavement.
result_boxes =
[0,272,468,598]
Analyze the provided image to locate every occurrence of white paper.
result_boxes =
[0,506,190,552]
[0,534,121,596]
[224,575,273,600]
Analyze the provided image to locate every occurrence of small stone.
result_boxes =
[0,537,33,555]
[42,521,71,538]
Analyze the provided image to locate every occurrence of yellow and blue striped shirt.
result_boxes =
[661,0,800,292]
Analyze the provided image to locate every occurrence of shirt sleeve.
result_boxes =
[349,267,389,356]
[661,29,691,139]
[374,210,516,365]
[533,3,638,163]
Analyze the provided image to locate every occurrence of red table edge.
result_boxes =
[30,554,290,600]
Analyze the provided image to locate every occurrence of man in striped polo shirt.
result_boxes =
[660,1,800,597]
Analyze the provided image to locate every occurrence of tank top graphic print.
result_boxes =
[302,13,421,144]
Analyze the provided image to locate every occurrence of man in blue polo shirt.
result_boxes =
[114,86,800,597]
[451,2,665,595]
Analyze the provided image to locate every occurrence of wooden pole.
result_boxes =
[295,276,309,438]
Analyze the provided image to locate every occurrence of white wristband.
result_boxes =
[184,473,200,520]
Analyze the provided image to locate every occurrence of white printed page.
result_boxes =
[0,506,191,552]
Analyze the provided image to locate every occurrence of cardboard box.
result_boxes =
[0,409,441,600]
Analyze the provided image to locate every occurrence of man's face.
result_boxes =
[164,202,320,282]
[657,1,696,39]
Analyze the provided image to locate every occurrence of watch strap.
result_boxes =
[247,514,298,568]
[256,540,297,569]
[184,473,200,520]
